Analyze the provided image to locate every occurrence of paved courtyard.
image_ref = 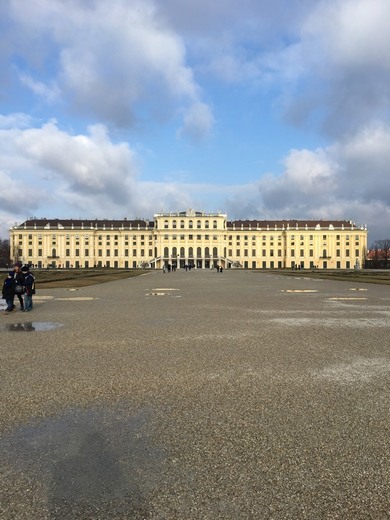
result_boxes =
[1,269,389,519]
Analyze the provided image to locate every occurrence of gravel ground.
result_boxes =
[0,270,389,519]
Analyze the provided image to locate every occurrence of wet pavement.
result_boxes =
[0,270,389,519]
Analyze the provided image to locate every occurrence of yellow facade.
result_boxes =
[9,210,367,270]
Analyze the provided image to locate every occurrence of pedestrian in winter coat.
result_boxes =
[13,261,24,311]
[21,264,35,312]
[2,272,16,313]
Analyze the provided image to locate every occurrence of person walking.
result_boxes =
[21,264,35,312]
[2,271,16,313]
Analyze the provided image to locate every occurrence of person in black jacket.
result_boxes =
[21,264,35,312]
[2,272,16,313]
[22,264,35,312]
[13,261,24,311]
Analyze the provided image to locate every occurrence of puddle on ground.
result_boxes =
[151,288,179,291]
[55,297,98,301]
[4,322,64,332]
[327,297,367,301]
[281,289,318,293]
[1,406,164,518]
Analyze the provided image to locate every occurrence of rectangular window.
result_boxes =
[346,249,350,257]
[38,249,42,257]
[75,249,79,256]
[278,249,282,257]
[291,250,295,257]
[228,249,232,256]
[270,250,274,257]
[114,249,118,257]
[355,250,359,257]
[262,249,266,256]
[336,249,340,257]
[149,249,152,256]
[236,249,240,256]
[85,249,89,256]
[98,250,102,257]
[141,249,144,257]
[244,249,248,256]
[133,249,137,256]
[28,249,32,256]
[106,249,110,256]
[300,249,304,257]
[125,249,128,256]
[309,249,313,257]
[252,250,256,257]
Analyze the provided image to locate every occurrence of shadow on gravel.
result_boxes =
[1,406,164,519]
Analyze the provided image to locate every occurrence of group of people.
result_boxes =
[2,262,35,313]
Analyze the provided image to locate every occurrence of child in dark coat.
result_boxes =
[2,272,16,312]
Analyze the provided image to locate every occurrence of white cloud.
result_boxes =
[282,0,390,136]
[178,102,215,141]
[6,0,209,133]
[15,122,139,201]
[18,74,61,104]
[0,113,33,129]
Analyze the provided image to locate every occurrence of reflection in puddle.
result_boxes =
[4,322,63,332]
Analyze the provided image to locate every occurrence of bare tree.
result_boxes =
[376,239,390,268]
[369,239,390,268]
[0,239,10,267]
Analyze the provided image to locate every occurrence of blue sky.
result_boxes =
[1,0,390,243]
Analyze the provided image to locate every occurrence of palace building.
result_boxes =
[9,210,367,270]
